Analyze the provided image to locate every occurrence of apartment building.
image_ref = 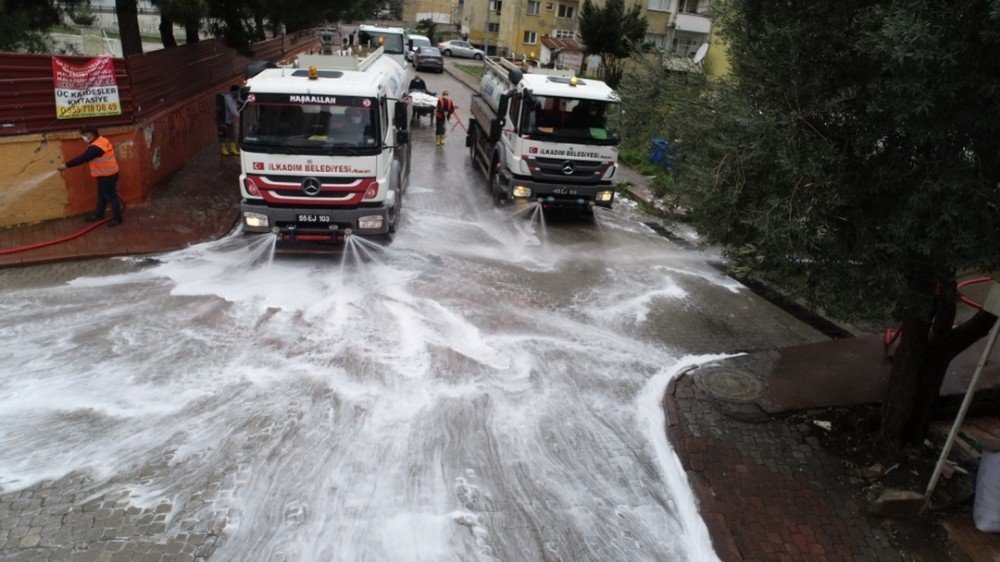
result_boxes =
[455,0,712,64]
[402,0,461,26]
[460,0,581,58]
[643,0,712,57]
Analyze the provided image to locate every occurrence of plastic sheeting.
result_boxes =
[975,451,1000,532]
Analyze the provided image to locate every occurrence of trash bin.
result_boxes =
[648,137,672,170]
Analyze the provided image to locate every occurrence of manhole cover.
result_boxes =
[695,369,764,403]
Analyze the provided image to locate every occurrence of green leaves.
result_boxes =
[578,0,647,87]
[669,0,1000,325]
[0,0,77,52]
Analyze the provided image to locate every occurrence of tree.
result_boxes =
[151,0,205,47]
[116,0,143,55]
[578,0,646,87]
[669,0,1000,450]
[202,0,383,51]
[415,18,437,42]
[0,0,83,52]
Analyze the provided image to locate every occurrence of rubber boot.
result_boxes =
[229,142,240,155]
[220,142,232,156]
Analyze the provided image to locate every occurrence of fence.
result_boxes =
[0,30,316,138]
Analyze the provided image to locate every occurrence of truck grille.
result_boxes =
[525,157,609,184]
[247,174,372,207]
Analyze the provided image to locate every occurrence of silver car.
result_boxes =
[437,40,485,60]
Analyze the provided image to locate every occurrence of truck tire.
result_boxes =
[490,163,508,207]
[468,126,477,160]
[389,183,402,234]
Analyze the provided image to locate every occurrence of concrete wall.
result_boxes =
[0,89,223,228]
[0,135,70,227]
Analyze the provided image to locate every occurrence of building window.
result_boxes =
[489,0,502,13]
[647,0,669,12]
[488,22,500,32]
[553,29,575,39]
[557,4,574,18]
[545,2,554,10]
[680,0,710,13]
[644,33,667,50]
[527,0,541,15]
[523,30,537,44]
[672,31,705,56]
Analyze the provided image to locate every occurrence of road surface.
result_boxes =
[0,69,826,561]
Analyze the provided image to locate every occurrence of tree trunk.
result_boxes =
[184,20,200,44]
[116,0,144,56]
[218,0,250,54]
[253,13,266,41]
[159,12,177,48]
[880,317,931,449]
[880,306,998,451]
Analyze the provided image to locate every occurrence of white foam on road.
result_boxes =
[0,206,730,560]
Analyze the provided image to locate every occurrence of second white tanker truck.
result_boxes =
[466,57,622,209]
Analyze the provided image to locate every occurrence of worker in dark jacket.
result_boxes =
[58,126,123,226]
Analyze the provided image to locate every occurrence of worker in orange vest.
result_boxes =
[58,126,123,226]
[435,91,455,146]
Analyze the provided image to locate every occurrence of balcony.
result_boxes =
[674,12,711,34]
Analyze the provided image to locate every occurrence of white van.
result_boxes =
[406,35,432,61]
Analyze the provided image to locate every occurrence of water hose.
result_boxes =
[450,109,468,133]
[0,202,126,257]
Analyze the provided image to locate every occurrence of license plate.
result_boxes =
[297,214,331,223]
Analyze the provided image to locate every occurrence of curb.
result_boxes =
[442,60,482,93]
[663,374,744,561]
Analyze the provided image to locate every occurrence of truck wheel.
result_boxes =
[389,190,401,233]
[468,127,477,160]
[490,167,508,207]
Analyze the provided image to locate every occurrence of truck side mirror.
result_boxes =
[498,93,510,118]
[393,101,409,131]
[397,130,410,144]
[489,119,502,143]
[239,86,251,103]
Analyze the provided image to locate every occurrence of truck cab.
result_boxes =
[238,49,411,243]
[468,60,622,209]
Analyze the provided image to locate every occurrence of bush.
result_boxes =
[69,10,96,26]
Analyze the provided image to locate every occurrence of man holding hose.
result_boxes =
[58,126,123,227]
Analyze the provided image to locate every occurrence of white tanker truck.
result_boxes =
[237,47,412,244]
[466,57,622,209]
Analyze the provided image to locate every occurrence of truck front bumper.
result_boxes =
[240,201,391,239]
[498,171,615,209]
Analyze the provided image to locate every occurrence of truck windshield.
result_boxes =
[241,100,380,154]
[358,30,405,54]
[519,96,620,145]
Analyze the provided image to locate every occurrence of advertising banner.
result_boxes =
[51,57,122,119]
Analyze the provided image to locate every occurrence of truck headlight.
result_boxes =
[596,190,614,203]
[512,185,532,198]
[243,212,269,228]
[357,215,384,230]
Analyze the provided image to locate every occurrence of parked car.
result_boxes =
[437,40,485,60]
[413,46,444,73]
[406,35,432,61]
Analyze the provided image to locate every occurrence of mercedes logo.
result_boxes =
[301,177,322,196]
[561,161,575,175]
